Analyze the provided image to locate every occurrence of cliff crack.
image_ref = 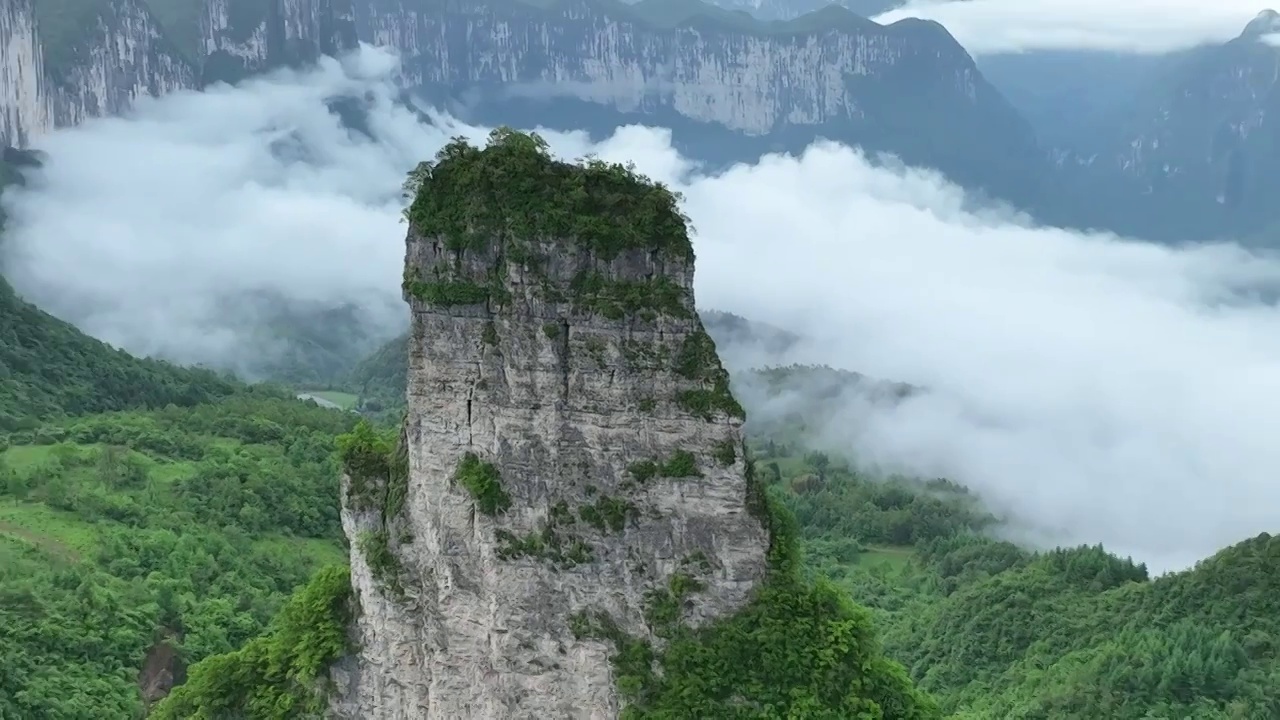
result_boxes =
[466,369,479,447]
[558,319,570,404]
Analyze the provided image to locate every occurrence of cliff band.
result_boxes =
[330,129,770,718]
[0,0,357,146]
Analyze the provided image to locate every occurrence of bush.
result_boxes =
[454,453,511,515]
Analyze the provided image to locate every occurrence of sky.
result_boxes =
[7,48,1280,572]
[875,1,1274,55]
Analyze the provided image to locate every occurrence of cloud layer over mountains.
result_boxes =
[6,47,1280,571]
[878,0,1270,54]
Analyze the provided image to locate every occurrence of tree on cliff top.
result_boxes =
[402,127,694,261]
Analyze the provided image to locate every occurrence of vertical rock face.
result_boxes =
[45,0,198,132]
[353,0,1042,203]
[201,0,358,85]
[0,0,196,147]
[358,0,986,136]
[0,0,358,148]
[331,131,770,718]
[0,0,51,147]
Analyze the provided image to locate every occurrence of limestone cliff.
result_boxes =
[200,0,357,85]
[1,0,49,147]
[0,0,357,147]
[363,0,980,135]
[358,0,1044,201]
[1,0,191,145]
[330,130,771,718]
[4,0,1044,206]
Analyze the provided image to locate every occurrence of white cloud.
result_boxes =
[1,48,423,374]
[679,144,1280,573]
[7,46,1280,571]
[874,0,1270,55]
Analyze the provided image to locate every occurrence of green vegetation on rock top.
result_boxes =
[403,127,694,262]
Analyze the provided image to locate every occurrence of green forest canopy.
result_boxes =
[2,135,1277,717]
[9,376,1279,718]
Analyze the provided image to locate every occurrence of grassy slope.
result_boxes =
[300,390,360,410]
[0,440,347,567]
[0,395,356,718]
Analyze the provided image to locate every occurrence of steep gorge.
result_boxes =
[0,0,357,147]
[328,130,937,718]
[2,0,1041,209]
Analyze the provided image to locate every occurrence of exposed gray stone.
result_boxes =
[330,222,769,718]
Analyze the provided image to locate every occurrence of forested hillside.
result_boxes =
[0,278,243,431]
[738,371,1280,719]
[0,158,358,715]
[3,143,1278,716]
[765,444,1280,718]
[5,322,1280,716]
[0,396,355,717]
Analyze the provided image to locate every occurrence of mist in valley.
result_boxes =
[6,45,1280,572]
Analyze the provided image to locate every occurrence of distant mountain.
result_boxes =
[1111,10,1280,239]
[619,0,906,21]
[977,51,1172,153]
[1022,11,1280,242]
[373,0,1047,206]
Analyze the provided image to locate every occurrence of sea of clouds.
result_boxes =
[6,47,1280,572]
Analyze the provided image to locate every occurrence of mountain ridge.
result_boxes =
[3,0,1047,215]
